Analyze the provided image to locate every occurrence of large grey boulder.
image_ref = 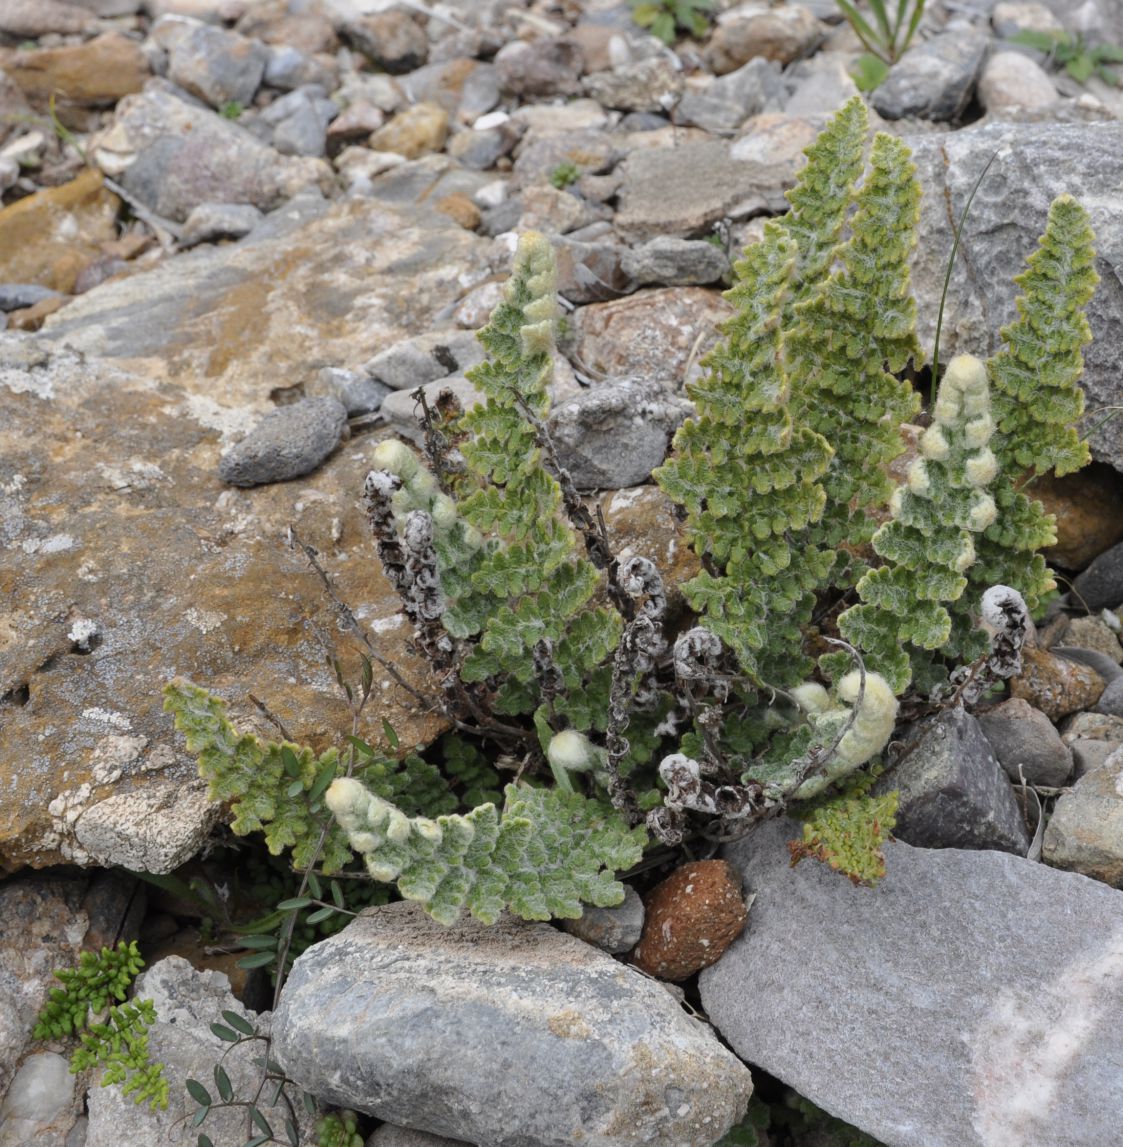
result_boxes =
[906,120,1123,473]
[273,902,754,1147]
[701,818,1123,1147]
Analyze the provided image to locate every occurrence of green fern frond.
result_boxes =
[789,789,898,887]
[787,131,923,554]
[326,777,646,924]
[163,680,453,873]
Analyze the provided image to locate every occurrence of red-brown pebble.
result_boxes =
[630,859,748,982]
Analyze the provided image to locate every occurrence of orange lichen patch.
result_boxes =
[631,859,748,982]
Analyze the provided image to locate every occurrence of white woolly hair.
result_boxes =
[968,493,998,532]
[907,458,931,496]
[965,449,998,488]
[791,681,830,715]
[547,729,599,772]
[371,439,421,483]
[919,424,950,461]
[964,415,995,450]
[833,671,898,767]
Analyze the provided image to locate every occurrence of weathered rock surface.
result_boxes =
[561,885,644,954]
[906,120,1123,473]
[547,377,692,490]
[2,195,485,870]
[83,957,313,1147]
[701,817,1123,1147]
[977,697,1074,787]
[1073,537,1123,610]
[876,707,1031,855]
[1043,750,1123,885]
[573,287,730,386]
[93,80,331,222]
[1010,644,1105,720]
[873,28,988,121]
[273,902,754,1147]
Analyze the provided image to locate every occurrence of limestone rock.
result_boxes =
[3,196,483,870]
[218,396,347,487]
[0,34,150,111]
[707,6,825,73]
[676,57,784,133]
[0,1052,76,1147]
[701,817,1123,1147]
[83,957,314,1147]
[344,10,429,75]
[1065,615,1123,662]
[495,38,584,99]
[547,377,693,490]
[167,22,269,109]
[0,0,93,38]
[1043,750,1123,886]
[978,50,1058,113]
[93,81,332,222]
[582,57,682,114]
[272,902,754,1147]
[368,103,450,160]
[622,236,730,287]
[872,28,988,121]
[179,201,263,247]
[0,170,120,294]
[573,287,730,386]
[632,860,748,981]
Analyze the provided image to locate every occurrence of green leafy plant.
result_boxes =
[549,160,580,190]
[836,0,926,65]
[219,100,244,119]
[1012,28,1123,86]
[630,0,717,45]
[169,98,1096,903]
[33,941,168,1111]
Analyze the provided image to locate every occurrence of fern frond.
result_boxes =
[326,778,646,924]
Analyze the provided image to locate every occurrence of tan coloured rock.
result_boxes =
[1043,751,1123,886]
[1034,463,1123,571]
[369,102,450,159]
[632,860,749,981]
[708,5,825,73]
[600,486,702,610]
[1010,644,1106,721]
[2,196,490,873]
[0,170,120,294]
[1,34,150,109]
[0,0,94,38]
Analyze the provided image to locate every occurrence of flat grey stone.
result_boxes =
[257,88,337,158]
[977,697,1073,787]
[1043,749,1123,885]
[700,816,1123,1147]
[622,237,729,287]
[875,707,1031,854]
[368,1125,470,1147]
[311,366,390,416]
[179,202,263,247]
[1073,541,1123,611]
[614,139,771,243]
[1071,737,1122,778]
[273,902,753,1147]
[872,28,988,121]
[1096,675,1123,716]
[218,396,347,486]
[548,377,693,490]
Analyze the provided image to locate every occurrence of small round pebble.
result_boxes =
[218,396,347,487]
[561,885,644,953]
[631,859,748,982]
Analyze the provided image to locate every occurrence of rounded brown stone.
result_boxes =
[1010,644,1106,721]
[631,859,748,982]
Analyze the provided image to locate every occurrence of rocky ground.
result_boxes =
[3,0,1123,1144]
